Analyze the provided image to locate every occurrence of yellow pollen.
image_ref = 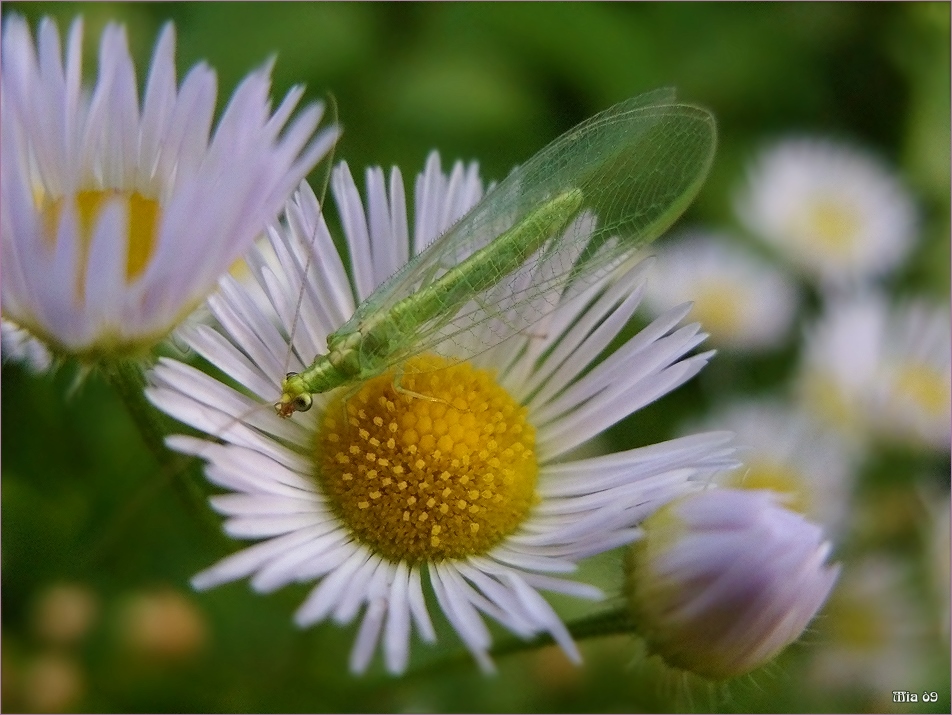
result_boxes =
[314,354,537,562]
[39,189,161,297]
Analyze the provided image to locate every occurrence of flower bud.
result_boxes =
[625,488,839,679]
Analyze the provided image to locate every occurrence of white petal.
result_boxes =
[251,528,350,594]
[350,597,386,674]
[333,161,376,300]
[407,566,436,643]
[83,198,128,336]
[294,546,371,627]
[383,561,412,674]
[429,564,494,673]
[191,527,326,590]
[503,571,581,663]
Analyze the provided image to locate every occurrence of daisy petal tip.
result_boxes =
[189,571,217,592]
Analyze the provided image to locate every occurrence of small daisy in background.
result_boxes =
[806,557,931,708]
[870,299,951,451]
[641,230,800,352]
[0,15,339,369]
[797,292,891,446]
[735,138,917,289]
[691,398,857,534]
[147,154,738,675]
[797,292,951,452]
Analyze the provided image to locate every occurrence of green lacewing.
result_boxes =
[275,88,716,417]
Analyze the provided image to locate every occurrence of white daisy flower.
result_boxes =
[0,15,339,366]
[641,230,800,351]
[624,487,839,680]
[872,299,952,451]
[736,138,917,287]
[147,153,737,674]
[797,293,885,445]
[798,292,951,451]
[692,398,857,533]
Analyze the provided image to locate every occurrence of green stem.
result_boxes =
[494,607,638,657]
[90,360,228,561]
[109,360,171,451]
[401,607,638,680]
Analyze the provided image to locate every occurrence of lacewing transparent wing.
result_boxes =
[277,88,716,415]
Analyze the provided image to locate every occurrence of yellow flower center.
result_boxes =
[39,189,161,296]
[14,187,187,361]
[691,282,743,342]
[726,460,810,515]
[802,372,863,435]
[802,199,860,257]
[892,362,950,418]
[315,354,538,563]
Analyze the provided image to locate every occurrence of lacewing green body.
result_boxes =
[276,89,716,417]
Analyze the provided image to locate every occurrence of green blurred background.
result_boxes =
[2,2,949,713]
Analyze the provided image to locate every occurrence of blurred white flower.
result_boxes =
[642,231,800,352]
[147,155,736,675]
[693,398,857,533]
[1,15,339,366]
[807,557,930,702]
[797,293,883,444]
[873,300,952,450]
[798,292,951,451]
[736,138,917,287]
[624,488,839,680]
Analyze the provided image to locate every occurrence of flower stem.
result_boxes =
[401,607,637,680]
[493,607,638,658]
[110,360,175,459]
[94,360,228,557]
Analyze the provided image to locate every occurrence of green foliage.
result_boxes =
[2,2,949,713]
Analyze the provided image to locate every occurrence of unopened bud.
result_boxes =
[625,488,839,679]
